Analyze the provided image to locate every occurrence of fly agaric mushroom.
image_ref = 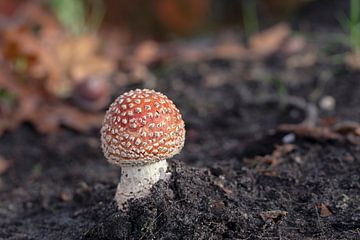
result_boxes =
[101,89,185,209]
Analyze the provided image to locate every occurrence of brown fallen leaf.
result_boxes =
[16,1,61,41]
[272,144,296,160]
[356,128,360,136]
[285,52,317,68]
[2,18,67,96]
[332,121,360,136]
[60,191,72,202]
[2,3,115,99]
[245,144,296,169]
[27,104,104,134]
[0,65,104,135]
[0,3,115,136]
[132,40,160,65]
[244,144,296,177]
[57,35,115,83]
[260,210,288,223]
[212,41,247,60]
[317,203,333,217]
[56,35,99,65]
[249,23,290,58]
[278,124,344,142]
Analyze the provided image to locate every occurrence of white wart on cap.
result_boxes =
[100,89,185,209]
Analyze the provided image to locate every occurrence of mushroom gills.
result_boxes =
[115,159,170,209]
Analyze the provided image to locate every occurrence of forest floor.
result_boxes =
[1,0,360,239]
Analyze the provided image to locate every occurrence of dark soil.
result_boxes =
[1,56,360,239]
[1,1,360,239]
[293,0,348,32]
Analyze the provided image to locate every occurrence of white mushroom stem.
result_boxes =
[115,159,170,210]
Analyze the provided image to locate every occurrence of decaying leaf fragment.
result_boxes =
[245,144,296,173]
[278,124,343,141]
[278,123,360,144]
[317,203,333,217]
[260,210,288,223]
[249,23,290,58]
[0,67,104,135]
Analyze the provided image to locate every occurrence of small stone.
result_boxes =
[319,96,336,111]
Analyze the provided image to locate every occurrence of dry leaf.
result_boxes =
[56,35,115,83]
[244,144,296,177]
[213,41,247,60]
[286,52,317,68]
[272,144,296,160]
[60,191,72,202]
[246,144,296,170]
[278,124,344,142]
[317,203,333,217]
[56,35,99,65]
[333,121,360,135]
[249,23,290,58]
[2,5,115,98]
[27,104,104,134]
[132,40,160,65]
[279,122,360,144]
[0,4,115,136]
[69,56,115,82]
[260,210,288,223]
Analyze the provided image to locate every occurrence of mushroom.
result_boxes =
[100,89,185,209]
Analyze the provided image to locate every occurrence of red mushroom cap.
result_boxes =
[101,89,185,166]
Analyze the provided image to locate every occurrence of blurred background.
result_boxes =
[0,0,354,137]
